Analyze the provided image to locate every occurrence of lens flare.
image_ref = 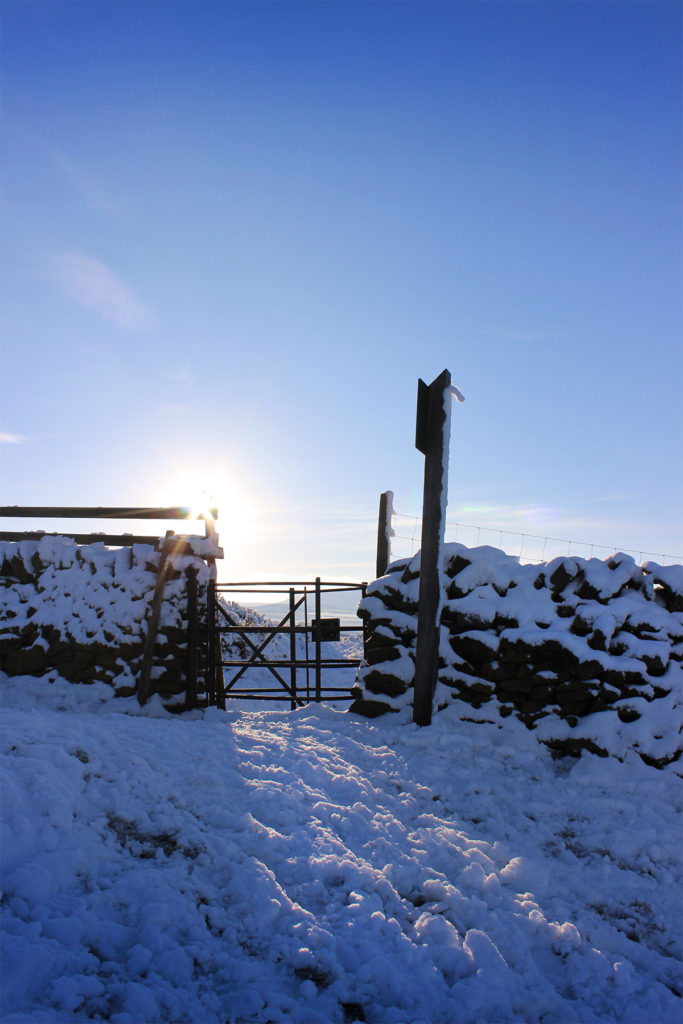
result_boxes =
[160,472,253,550]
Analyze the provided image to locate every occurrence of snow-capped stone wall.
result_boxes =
[0,537,214,700]
[354,545,683,768]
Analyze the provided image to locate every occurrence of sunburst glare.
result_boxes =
[159,472,253,550]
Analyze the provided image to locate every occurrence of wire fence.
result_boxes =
[391,510,683,567]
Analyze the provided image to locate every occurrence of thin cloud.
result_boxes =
[588,490,650,504]
[452,503,560,525]
[52,152,122,215]
[2,121,122,215]
[50,252,154,330]
[162,364,194,385]
[0,432,28,444]
[160,404,189,416]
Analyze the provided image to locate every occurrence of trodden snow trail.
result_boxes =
[1,673,681,1023]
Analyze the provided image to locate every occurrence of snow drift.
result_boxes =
[1,675,681,1023]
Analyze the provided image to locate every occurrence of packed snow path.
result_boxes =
[1,675,681,1023]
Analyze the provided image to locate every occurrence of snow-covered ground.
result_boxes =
[2,669,682,1024]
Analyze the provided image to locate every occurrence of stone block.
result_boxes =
[365,645,401,667]
[362,668,410,698]
[617,706,641,723]
[350,697,397,718]
[452,634,497,669]
[444,554,471,579]
[4,644,49,675]
[641,653,668,677]
[549,561,578,594]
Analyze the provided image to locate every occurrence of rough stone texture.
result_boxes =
[354,545,683,767]
[0,537,214,701]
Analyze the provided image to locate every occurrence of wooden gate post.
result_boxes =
[412,369,461,726]
[138,532,176,706]
[376,491,394,578]
[185,566,198,709]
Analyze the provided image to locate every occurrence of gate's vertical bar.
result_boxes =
[185,566,198,709]
[208,578,225,709]
[207,577,216,706]
[214,586,226,710]
[289,587,297,710]
[304,588,311,702]
[315,576,322,702]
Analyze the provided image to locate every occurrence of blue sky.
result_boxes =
[1,0,681,579]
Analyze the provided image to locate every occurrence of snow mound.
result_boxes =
[1,537,213,696]
[356,544,683,769]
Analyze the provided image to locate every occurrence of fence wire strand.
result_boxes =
[391,511,682,566]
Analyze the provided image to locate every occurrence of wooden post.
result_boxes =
[138,532,176,706]
[376,491,394,578]
[413,369,453,726]
[200,510,219,543]
[185,566,198,709]
[199,507,224,709]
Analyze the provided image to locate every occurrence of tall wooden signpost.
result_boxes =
[413,368,461,726]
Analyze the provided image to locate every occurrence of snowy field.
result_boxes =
[1,670,682,1024]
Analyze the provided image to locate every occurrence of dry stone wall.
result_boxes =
[0,536,213,700]
[354,544,683,768]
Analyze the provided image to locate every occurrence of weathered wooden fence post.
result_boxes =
[185,565,198,709]
[138,532,176,706]
[376,490,394,578]
[413,369,464,726]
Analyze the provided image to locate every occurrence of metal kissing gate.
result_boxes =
[206,579,367,709]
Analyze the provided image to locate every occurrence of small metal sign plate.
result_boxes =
[312,618,341,642]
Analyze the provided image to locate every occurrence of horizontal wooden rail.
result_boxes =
[0,506,218,520]
[1,505,220,549]
[0,531,162,546]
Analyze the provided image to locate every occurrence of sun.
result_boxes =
[189,492,218,524]
[161,472,253,549]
